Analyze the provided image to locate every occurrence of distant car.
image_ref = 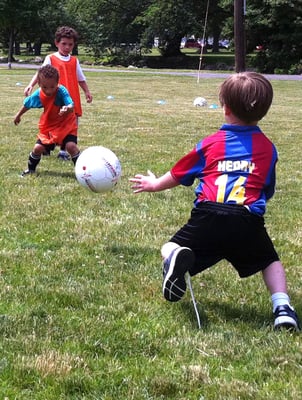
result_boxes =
[256,44,264,51]
[219,39,230,49]
[184,39,201,49]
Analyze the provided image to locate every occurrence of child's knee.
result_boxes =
[161,242,180,259]
[65,142,79,156]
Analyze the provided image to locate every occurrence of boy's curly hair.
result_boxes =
[55,26,79,44]
[37,64,59,83]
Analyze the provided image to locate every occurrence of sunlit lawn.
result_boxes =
[0,66,301,399]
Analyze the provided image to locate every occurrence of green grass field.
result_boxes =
[0,66,301,399]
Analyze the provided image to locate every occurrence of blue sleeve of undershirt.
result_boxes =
[56,85,74,106]
[24,89,43,109]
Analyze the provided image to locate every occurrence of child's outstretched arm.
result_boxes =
[24,72,38,96]
[14,106,29,125]
[79,81,93,103]
[130,170,179,193]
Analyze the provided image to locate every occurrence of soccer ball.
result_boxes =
[75,146,121,193]
[193,97,207,107]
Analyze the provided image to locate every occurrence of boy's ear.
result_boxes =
[223,104,232,116]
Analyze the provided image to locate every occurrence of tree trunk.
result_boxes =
[34,41,42,56]
[160,36,183,57]
[212,34,220,53]
[234,0,246,72]
[14,41,21,55]
[8,29,14,69]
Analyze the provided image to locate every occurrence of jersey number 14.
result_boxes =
[215,174,247,204]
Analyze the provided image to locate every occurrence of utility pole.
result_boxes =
[234,0,246,72]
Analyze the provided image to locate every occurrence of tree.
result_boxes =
[73,0,210,59]
[0,0,46,66]
[0,0,74,64]
[247,0,302,73]
[139,0,207,57]
[1,0,301,73]
[206,0,231,53]
[63,0,149,60]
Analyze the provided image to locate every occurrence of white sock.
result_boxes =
[161,242,180,260]
[271,292,290,313]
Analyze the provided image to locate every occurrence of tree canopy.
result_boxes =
[0,0,301,73]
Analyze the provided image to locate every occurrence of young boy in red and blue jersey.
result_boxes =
[130,71,300,331]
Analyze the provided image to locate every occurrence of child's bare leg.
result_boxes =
[262,261,299,330]
[65,142,80,164]
[161,242,181,260]
[262,260,287,294]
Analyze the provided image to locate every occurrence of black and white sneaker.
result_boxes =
[57,150,70,161]
[162,247,195,302]
[274,305,300,331]
[21,169,36,177]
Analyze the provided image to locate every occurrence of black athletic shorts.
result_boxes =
[36,134,77,152]
[169,201,279,278]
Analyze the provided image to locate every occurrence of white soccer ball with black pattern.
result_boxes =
[193,97,207,107]
[75,146,121,193]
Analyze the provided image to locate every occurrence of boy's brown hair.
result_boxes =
[55,26,79,44]
[219,72,273,123]
[37,65,59,83]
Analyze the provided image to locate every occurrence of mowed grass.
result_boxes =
[0,67,301,399]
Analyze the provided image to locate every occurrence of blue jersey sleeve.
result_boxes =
[171,142,206,186]
[55,85,74,107]
[263,145,278,200]
[23,89,43,109]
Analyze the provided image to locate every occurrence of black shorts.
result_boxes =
[169,201,279,278]
[36,134,77,151]
[61,134,78,146]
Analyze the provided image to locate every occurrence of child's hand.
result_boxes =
[14,115,21,125]
[129,170,157,193]
[59,106,69,116]
[24,85,33,97]
[86,93,93,103]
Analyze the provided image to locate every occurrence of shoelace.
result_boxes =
[186,273,201,329]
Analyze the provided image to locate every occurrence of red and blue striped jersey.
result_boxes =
[171,124,278,215]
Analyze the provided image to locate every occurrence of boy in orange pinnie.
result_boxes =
[14,64,80,176]
[24,26,92,160]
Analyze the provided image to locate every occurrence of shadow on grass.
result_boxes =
[16,169,75,179]
[105,244,274,330]
[40,170,75,179]
[178,300,209,330]
[180,298,271,330]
